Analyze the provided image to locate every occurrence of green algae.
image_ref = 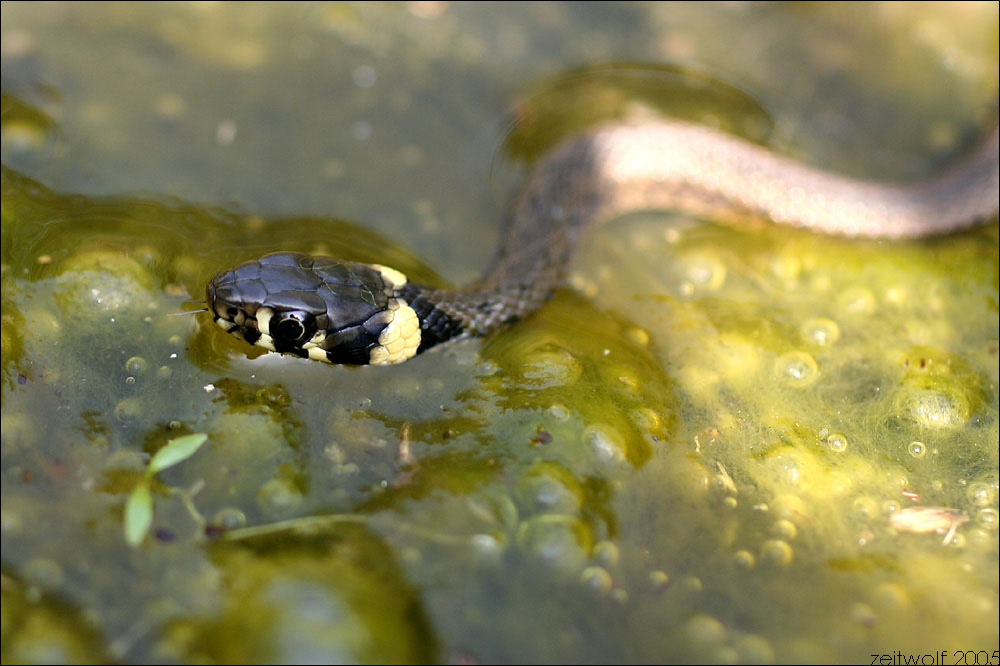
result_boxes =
[155,530,437,664]
[1,573,112,665]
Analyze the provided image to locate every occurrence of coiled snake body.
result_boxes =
[207,116,1000,365]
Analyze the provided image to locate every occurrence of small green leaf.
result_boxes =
[147,433,208,475]
[124,482,153,547]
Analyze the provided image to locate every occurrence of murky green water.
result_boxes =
[2,3,997,663]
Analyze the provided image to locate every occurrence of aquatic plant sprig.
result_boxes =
[123,433,208,546]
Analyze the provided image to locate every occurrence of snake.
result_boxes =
[206,115,999,365]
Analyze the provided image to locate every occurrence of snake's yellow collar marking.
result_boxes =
[373,264,408,289]
[369,298,421,365]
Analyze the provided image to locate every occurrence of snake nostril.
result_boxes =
[226,307,239,319]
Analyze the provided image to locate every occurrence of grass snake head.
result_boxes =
[207,251,427,365]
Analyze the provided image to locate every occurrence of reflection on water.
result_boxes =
[2,2,997,663]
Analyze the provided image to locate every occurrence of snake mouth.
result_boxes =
[207,280,265,347]
[212,310,265,346]
[207,278,261,341]
[212,304,321,358]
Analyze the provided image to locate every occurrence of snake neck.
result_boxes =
[399,267,572,347]
[400,136,609,341]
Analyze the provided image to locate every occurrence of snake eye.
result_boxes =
[272,310,315,344]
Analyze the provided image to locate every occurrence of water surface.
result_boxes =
[2,3,997,663]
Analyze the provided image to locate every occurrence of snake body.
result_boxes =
[207,116,1000,365]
